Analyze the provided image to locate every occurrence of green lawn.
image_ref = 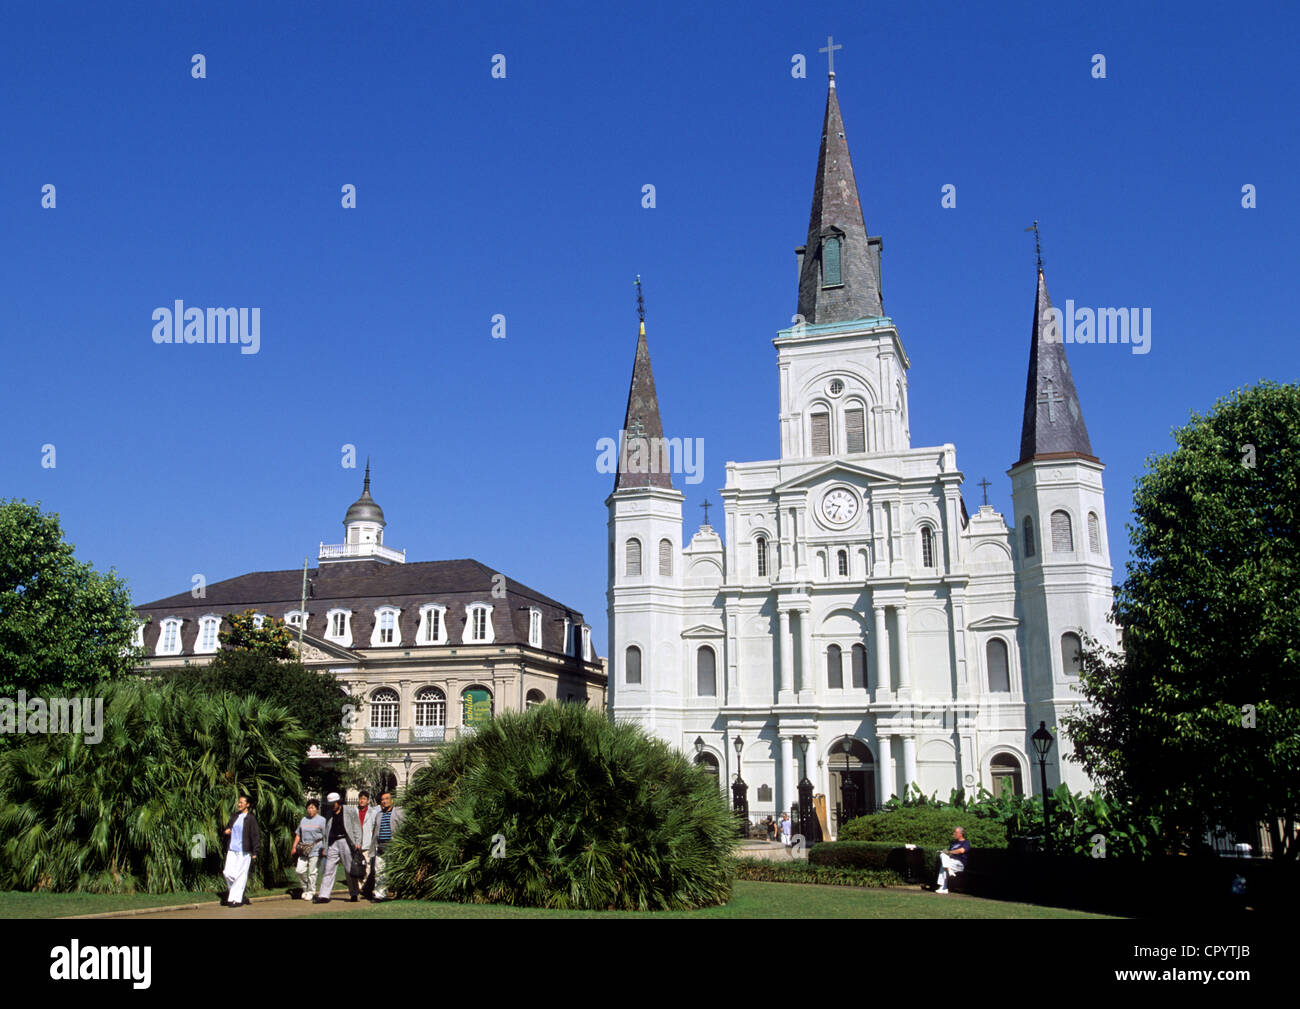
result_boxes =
[341,882,1116,919]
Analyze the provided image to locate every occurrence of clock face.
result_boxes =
[821,488,859,525]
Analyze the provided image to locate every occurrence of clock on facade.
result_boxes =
[820,487,859,525]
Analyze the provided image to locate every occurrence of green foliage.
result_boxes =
[809,840,906,870]
[0,500,140,707]
[839,805,1008,849]
[731,858,904,888]
[386,703,737,909]
[218,609,296,658]
[1063,380,1300,860]
[155,648,350,758]
[0,678,306,892]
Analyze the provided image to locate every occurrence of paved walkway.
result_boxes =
[69,891,377,920]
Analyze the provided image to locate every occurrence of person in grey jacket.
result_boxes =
[369,790,406,901]
[291,799,327,901]
[315,792,363,903]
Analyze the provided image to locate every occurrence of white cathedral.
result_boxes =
[606,71,1117,834]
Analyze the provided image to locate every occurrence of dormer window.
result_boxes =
[197,615,221,654]
[581,625,591,661]
[131,620,146,649]
[371,606,401,647]
[285,609,308,630]
[325,608,354,647]
[418,604,446,645]
[821,235,842,287]
[465,604,494,644]
[251,613,266,629]
[158,617,183,656]
[528,608,542,648]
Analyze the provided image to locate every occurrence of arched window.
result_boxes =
[414,688,445,741]
[837,550,848,576]
[626,538,642,576]
[465,604,492,643]
[1051,510,1073,552]
[986,639,1010,693]
[811,412,831,456]
[845,406,866,453]
[197,615,220,654]
[1087,512,1101,553]
[158,618,182,656]
[990,753,1023,798]
[822,235,842,287]
[658,538,673,576]
[695,751,720,789]
[696,646,717,697]
[755,537,768,578]
[827,644,843,688]
[920,527,935,568]
[851,643,866,689]
[1023,517,1035,558]
[525,689,546,709]
[625,645,642,685]
[1060,632,1083,676]
[369,688,399,729]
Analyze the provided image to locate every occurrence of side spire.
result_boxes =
[1015,249,1096,466]
[796,64,883,325]
[615,278,673,491]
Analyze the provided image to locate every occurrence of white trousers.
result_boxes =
[373,849,390,899]
[318,839,359,899]
[223,851,252,904]
[936,852,965,890]
[295,854,322,897]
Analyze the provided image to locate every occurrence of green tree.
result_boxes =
[1064,381,1300,860]
[218,609,296,657]
[387,702,737,909]
[0,500,140,705]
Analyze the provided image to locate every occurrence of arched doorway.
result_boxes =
[830,738,875,831]
[694,752,720,791]
[990,753,1024,798]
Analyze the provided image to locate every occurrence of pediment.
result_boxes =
[289,634,356,662]
[681,623,725,638]
[967,615,1020,631]
[774,460,897,493]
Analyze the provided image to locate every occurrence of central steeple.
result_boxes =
[796,72,884,325]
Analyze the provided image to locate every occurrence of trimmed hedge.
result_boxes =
[810,841,906,870]
[839,806,1007,849]
[732,858,904,888]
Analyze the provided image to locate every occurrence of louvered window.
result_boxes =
[827,644,843,688]
[658,538,673,576]
[822,236,842,286]
[1087,513,1101,553]
[626,539,641,576]
[1051,510,1073,552]
[845,408,865,452]
[811,413,831,456]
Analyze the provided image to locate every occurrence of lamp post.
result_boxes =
[797,736,813,844]
[1031,721,1054,854]
[403,751,412,789]
[695,736,705,759]
[839,738,859,831]
[731,736,748,835]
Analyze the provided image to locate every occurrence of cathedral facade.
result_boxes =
[606,72,1116,833]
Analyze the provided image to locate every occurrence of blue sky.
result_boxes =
[2,1,1296,654]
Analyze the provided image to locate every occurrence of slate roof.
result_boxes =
[1015,267,1097,466]
[134,558,590,659]
[613,321,674,492]
[796,76,884,325]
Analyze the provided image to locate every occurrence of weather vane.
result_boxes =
[635,275,645,324]
[1025,220,1043,271]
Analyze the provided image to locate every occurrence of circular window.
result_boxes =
[828,379,845,397]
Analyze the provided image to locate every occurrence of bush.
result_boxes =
[809,841,904,870]
[732,858,904,888]
[839,806,1007,849]
[385,702,738,909]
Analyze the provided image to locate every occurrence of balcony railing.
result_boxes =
[365,726,399,744]
[362,725,467,746]
[319,541,406,564]
[412,724,446,743]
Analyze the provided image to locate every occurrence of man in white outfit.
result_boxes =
[222,793,259,908]
[935,826,971,894]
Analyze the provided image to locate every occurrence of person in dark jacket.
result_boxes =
[222,793,260,907]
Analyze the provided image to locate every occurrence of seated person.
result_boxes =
[934,827,970,893]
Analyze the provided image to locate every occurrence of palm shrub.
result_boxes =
[385,702,737,909]
[0,678,305,892]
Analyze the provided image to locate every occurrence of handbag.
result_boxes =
[347,850,367,878]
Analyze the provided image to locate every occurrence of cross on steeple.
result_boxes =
[634,275,645,324]
[700,498,713,526]
[1038,380,1063,423]
[1025,220,1043,271]
[819,35,842,78]
[977,477,992,506]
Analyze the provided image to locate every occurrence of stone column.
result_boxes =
[877,733,894,807]
[872,604,889,698]
[798,608,812,696]
[902,735,918,796]
[779,735,795,815]
[896,605,911,694]
[778,608,793,699]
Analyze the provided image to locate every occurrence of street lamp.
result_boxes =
[695,736,705,758]
[839,738,859,828]
[796,736,813,843]
[731,736,748,832]
[1031,721,1054,854]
